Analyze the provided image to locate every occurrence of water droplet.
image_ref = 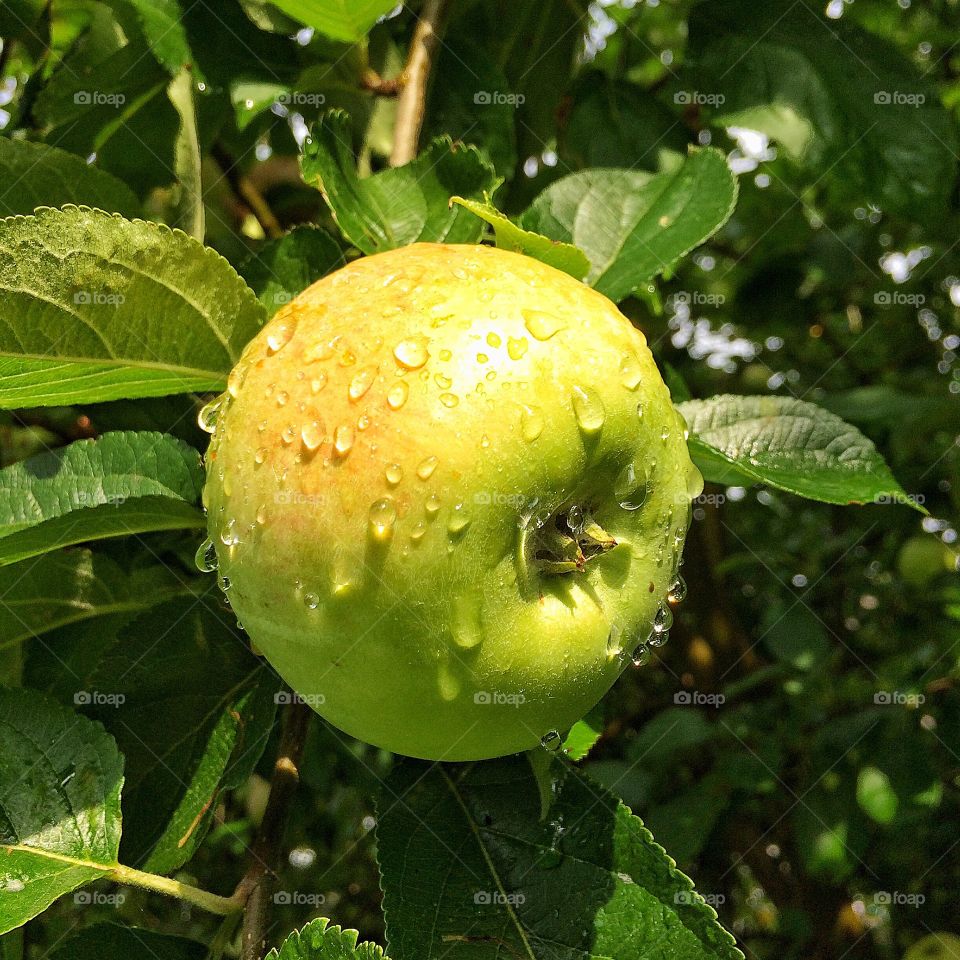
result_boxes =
[631,643,651,667]
[276,390,289,407]
[520,404,544,442]
[220,518,240,546]
[195,538,218,572]
[255,503,268,525]
[637,402,644,419]
[356,414,371,431]
[410,520,427,541]
[567,504,585,534]
[619,355,643,390]
[434,373,452,389]
[487,332,502,347]
[333,425,354,456]
[368,498,397,540]
[266,318,295,354]
[686,465,705,500]
[339,349,356,366]
[254,447,268,465]
[303,592,320,609]
[301,420,324,451]
[606,623,623,659]
[615,463,648,510]
[439,348,452,361]
[438,662,461,701]
[452,593,483,648]
[439,393,459,408]
[660,426,670,441]
[198,395,224,433]
[311,373,327,394]
[540,730,562,752]
[476,352,489,363]
[572,385,605,435]
[523,309,564,341]
[417,455,438,480]
[393,336,430,370]
[281,424,297,444]
[425,493,441,516]
[387,381,409,410]
[227,365,246,398]
[385,463,403,486]
[349,367,376,401]
[507,336,529,360]
[650,605,673,646]
[303,339,334,363]
[448,503,471,535]
[668,575,688,603]
[218,572,232,593]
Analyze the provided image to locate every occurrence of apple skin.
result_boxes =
[203,243,702,760]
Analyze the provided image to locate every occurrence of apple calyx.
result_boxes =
[531,505,618,576]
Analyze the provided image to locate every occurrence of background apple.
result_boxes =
[203,243,702,760]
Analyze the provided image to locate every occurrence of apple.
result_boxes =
[201,243,702,760]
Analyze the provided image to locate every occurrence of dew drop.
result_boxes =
[520,404,544,442]
[254,447,268,465]
[385,462,403,486]
[217,572,232,593]
[349,367,376,401]
[310,373,327,394]
[651,604,673,645]
[227,364,247,398]
[281,424,297,444]
[266,318,295,354]
[448,503,471,535]
[523,309,564,341]
[195,538,218,572]
[333,425,354,456]
[434,373,453,389]
[255,503,268,525]
[198,395,224,434]
[668,575,688,603]
[440,393,459,408]
[507,336,529,360]
[425,493,441,516]
[572,385,605,435]
[631,643,651,667]
[368,498,397,540]
[303,592,320,610]
[417,455,439,480]
[410,520,427,541]
[540,730,562,752]
[439,348,452,361]
[606,623,623,659]
[487,332,502,348]
[276,390,289,407]
[438,662,461,701]
[619,355,643,390]
[393,336,430,370]
[452,593,483,649]
[301,420,324,451]
[220,518,240,547]
[615,463,648,511]
[387,381,409,410]
[303,340,334,363]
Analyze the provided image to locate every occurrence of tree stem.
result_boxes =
[236,699,313,960]
[108,864,241,915]
[212,142,284,240]
[389,0,447,166]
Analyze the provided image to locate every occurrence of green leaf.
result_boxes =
[0,688,123,935]
[266,0,397,42]
[0,140,140,219]
[241,226,346,317]
[0,431,205,566]
[684,0,958,217]
[300,111,499,254]
[450,198,590,279]
[377,756,743,960]
[678,395,915,508]
[40,597,275,872]
[520,148,737,302]
[642,775,730,864]
[267,918,388,960]
[761,604,830,671]
[856,766,898,826]
[0,549,189,649]
[49,923,206,960]
[563,705,604,762]
[103,0,192,73]
[0,206,265,408]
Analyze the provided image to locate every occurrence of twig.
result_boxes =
[360,68,402,97]
[236,699,312,960]
[389,0,447,166]
[212,142,284,241]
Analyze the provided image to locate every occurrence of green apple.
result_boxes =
[201,243,702,760]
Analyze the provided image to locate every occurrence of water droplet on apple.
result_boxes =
[303,592,320,609]
[220,518,240,546]
[434,373,452,389]
[368,498,397,540]
[507,336,528,360]
[452,593,483,648]
[310,373,327,394]
[227,365,247,398]
[417,455,438,480]
[439,393,459,408]
[650,604,673,646]
[387,381,409,410]
[266,317,295,354]
[393,336,430,370]
[255,503,267,525]
[523,309,564,341]
[276,390,289,407]
[572,385,605,435]
[437,663,461,701]
[349,367,376,401]
[303,339,334,363]
[333,425,354,456]
[631,643,651,666]
[195,538,218,572]
[540,730,563,752]
[281,424,296,444]
[619,355,643,390]
[637,402,644,419]
[425,493,441,516]
[254,447,268,465]
[487,332,501,347]
[385,463,403,486]
[410,520,427,541]
[301,420,324,451]
[217,572,232,593]
[668,575,688,603]
[606,623,623,659]
[198,395,224,433]
[448,503,471,535]
[520,404,544,442]
[615,463,648,511]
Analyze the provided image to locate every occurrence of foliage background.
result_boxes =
[0,1,958,959]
